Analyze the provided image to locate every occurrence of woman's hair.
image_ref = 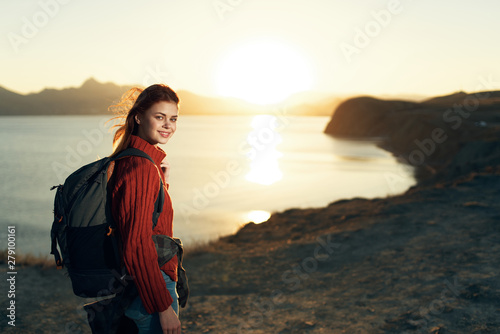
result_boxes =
[108,84,179,156]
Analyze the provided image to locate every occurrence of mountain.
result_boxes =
[0,78,340,116]
[0,78,134,115]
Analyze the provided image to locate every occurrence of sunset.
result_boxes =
[2,1,500,98]
[214,39,315,104]
[1,1,500,333]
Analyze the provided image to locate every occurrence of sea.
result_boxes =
[0,115,415,256]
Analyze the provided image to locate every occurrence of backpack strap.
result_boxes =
[50,185,65,269]
[113,147,156,162]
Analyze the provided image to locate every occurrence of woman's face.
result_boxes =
[135,101,178,146]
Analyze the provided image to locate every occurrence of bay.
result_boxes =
[0,115,415,256]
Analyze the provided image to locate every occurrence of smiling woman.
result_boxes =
[214,39,315,105]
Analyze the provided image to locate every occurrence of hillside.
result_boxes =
[324,91,500,183]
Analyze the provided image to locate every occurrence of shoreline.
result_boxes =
[1,114,415,258]
[2,96,500,331]
[183,167,500,333]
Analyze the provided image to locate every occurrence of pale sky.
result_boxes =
[1,0,499,104]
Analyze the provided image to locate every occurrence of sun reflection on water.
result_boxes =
[244,115,283,185]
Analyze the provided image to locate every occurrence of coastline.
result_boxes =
[2,93,500,331]
[0,114,414,257]
[180,167,500,333]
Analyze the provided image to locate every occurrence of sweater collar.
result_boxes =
[129,135,166,166]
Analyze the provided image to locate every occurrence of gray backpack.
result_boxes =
[50,148,164,298]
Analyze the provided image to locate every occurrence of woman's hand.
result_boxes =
[160,157,170,184]
[159,306,181,334]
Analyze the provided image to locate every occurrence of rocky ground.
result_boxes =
[1,167,500,333]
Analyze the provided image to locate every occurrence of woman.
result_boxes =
[109,84,181,334]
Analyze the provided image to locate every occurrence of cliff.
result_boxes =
[324,91,500,183]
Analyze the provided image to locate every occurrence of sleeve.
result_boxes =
[112,158,173,314]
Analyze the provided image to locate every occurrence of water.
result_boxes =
[0,115,415,256]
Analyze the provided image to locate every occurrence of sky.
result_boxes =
[1,0,500,104]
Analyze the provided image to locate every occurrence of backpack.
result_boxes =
[50,147,164,298]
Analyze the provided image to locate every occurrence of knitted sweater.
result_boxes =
[111,135,177,314]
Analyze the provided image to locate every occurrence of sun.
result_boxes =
[214,39,314,105]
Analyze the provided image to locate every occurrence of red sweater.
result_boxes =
[111,135,177,314]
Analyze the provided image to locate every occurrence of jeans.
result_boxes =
[125,271,179,333]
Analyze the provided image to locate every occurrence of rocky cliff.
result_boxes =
[324,91,500,183]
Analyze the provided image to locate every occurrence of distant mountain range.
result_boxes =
[0,78,343,116]
[0,78,133,116]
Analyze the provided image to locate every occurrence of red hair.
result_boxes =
[108,84,179,156]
